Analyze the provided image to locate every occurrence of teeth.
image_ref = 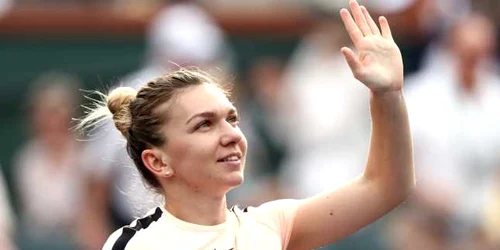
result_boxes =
[222,156,239,162]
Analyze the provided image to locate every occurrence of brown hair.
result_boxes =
[77,68,230,190]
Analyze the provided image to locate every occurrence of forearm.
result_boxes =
[363,90,415,201]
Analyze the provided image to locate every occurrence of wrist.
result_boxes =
[370,89,403,99]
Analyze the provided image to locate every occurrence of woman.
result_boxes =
[78,1,414,249]
[15,72,83,250]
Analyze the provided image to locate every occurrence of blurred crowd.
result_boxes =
[1,0,500,249]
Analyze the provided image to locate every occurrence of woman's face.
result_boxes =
[160,83,247,194]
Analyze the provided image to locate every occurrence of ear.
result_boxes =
[141,149,174,178]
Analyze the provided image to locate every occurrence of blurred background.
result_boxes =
[0,0,499,249]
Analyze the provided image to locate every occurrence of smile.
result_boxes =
[217,152,242,162]
[218,156,239,162]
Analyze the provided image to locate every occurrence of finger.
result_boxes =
[379,16,393,40]
[361,6,381,36]
[349,0,372,36]
[340,8,363,46]
[340,47,362,78]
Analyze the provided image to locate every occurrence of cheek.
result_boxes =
[239,133,249,159]
[168,136,215,171]
[240,134,248,152]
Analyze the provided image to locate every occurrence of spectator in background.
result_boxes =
[393,12,500,249]
[278,0,371,201]
[0,167,16,250]
[79,1,233,249]
[13,71,83,250]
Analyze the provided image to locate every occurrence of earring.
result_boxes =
[163,168,173,177]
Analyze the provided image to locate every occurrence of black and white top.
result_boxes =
[103,199,299,250]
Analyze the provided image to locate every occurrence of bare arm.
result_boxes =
[287,1,415,249]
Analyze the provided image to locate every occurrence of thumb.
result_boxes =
[341,47,362,78]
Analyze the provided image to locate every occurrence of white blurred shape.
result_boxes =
[305,0,416,14]
[147,3,226,65]
[362,0,416,13]
[0,0,12,18]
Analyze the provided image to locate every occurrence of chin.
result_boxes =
[225,172,244,189]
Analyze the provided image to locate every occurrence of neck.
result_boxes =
[163,184,228,226]
[458,59,478,95]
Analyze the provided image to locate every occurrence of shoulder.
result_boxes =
[234,199,301,249]
[254,199,301,212]
[236,199,301,229]
[102,207,163,250]
[235,199,300,214]
[102,228,123,250]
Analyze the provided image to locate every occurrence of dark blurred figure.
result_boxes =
[395,12,500,250]
[13,71,83,250]
[79,1,233,249]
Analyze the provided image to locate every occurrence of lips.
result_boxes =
[217,152,242,162]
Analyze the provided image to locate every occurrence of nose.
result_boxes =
[220,120,244,146]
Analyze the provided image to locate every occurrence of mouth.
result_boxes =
[217,152,242,163]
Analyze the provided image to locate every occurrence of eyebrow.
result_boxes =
[185,108,237,125]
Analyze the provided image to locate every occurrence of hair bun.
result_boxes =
[107,87,137,137]
[107,87,137,115]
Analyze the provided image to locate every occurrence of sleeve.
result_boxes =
[253,199,301,250]
[101,224,151,250]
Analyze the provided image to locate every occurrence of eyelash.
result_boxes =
[196,120,212,130]
[227,115,240,124]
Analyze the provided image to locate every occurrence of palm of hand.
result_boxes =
[340,1,404,93]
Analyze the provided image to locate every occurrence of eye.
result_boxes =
[196,120,212,130]
[227,114,240,125]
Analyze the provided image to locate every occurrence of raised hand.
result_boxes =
[340,0,404,93]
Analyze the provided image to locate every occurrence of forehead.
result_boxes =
[170,83,234,119]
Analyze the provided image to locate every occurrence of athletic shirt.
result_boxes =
[103,199,300,250]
